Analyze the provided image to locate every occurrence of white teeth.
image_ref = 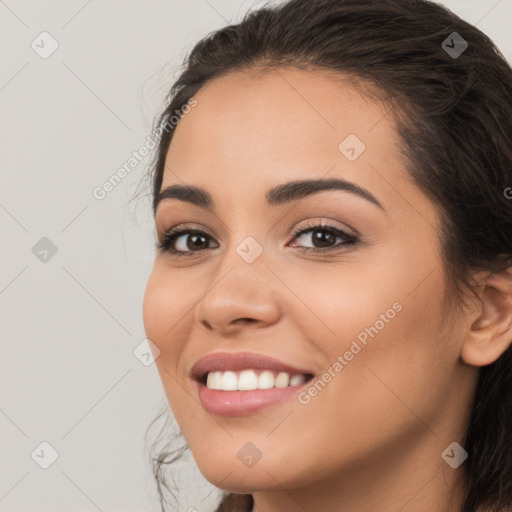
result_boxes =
[258,370,274,389]
[275,372,290,388]
[206,372,216,389]
[205,369,309,391]
[238,370,258,390]
[290,374,306,386]
[207,371,223,390]
[221,371,238,391]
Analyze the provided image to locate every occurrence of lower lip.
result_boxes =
[194,379,310,416]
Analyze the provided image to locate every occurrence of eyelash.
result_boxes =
[156,220,359,257]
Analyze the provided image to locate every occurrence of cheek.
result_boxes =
[142,279,157,338]
[142,268,190,374]
[326,271,453,435]
[142,274,167,345]
[143,263,191,333]
[292,257,452,438]
[143,270,198,427]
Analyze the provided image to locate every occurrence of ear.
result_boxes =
[461,265,512,367]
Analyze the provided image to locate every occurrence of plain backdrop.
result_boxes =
[1,1,511,511]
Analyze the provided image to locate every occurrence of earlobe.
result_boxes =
[461,268,512,367]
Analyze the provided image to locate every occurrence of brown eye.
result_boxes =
[156,222,358,257]
[289,223,358,253]
[157,229,218,255]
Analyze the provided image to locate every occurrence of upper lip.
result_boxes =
[190,351,315,381]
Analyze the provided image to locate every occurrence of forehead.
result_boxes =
[161,67,429,222]
[164,66,400,179]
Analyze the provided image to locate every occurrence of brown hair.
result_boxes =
[144,1,512,511]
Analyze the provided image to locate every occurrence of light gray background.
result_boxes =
[1,1,511,511]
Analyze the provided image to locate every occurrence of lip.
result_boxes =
[190,351,315,417]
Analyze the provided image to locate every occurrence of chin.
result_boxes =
[194,449,316,494]
[201,468,283,494]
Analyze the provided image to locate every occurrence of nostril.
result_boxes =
[235,318,257,324]
[201,320,213,330]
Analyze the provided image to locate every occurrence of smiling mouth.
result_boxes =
[200,369,315,391]
[190,351,317,415]
[195,369,315,416]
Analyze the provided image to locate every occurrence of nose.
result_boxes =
[194,261,282,336]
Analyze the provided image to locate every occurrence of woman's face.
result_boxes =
[143,67,476,497]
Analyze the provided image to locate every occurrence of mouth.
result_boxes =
[199,369,315,390]
[190,351,315,416]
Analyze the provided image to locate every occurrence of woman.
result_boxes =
[142,0,512,510]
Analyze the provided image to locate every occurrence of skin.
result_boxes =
[143,67,512,512]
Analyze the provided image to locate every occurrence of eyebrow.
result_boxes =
[154,178,385,215]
